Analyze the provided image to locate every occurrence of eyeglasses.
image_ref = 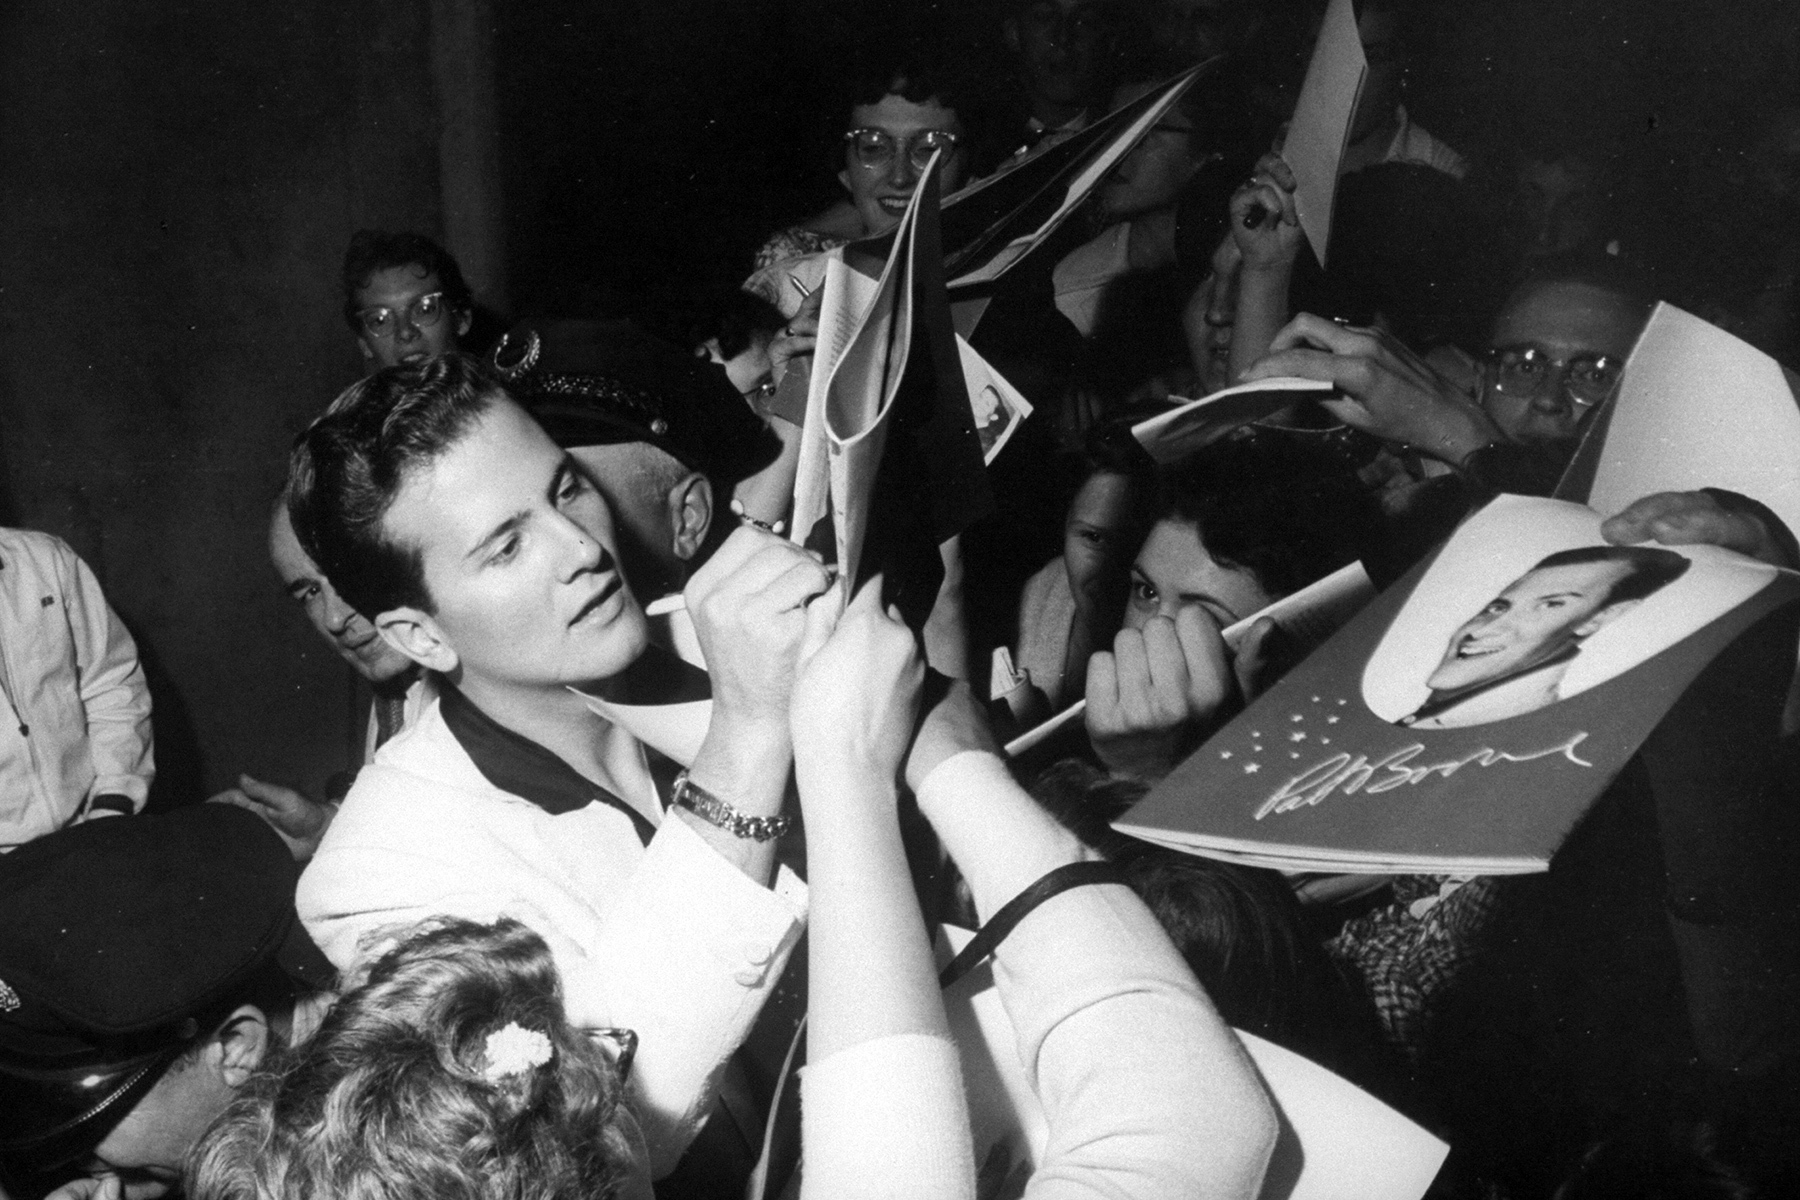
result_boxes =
[844,128,960,173]
[592,1027,638,1082]
[1481,343,1623,408]
[356,291,449,339]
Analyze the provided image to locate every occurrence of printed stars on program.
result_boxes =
[1220,695,1353,774]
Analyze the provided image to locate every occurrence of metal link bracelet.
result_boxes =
[671,771,794,842]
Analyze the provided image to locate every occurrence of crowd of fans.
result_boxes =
[3,1,1800,1198]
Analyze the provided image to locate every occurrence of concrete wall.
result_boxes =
[0,0,496,802]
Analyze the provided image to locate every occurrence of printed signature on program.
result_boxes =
[1253,732,1593,821]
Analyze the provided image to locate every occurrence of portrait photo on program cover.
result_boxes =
[1361,496,1775,732]
[1112,493,1800,876]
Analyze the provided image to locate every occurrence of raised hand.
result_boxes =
[1602,490,1796,568]
[768,285,822,388]
[1246,313,1500,465]
[684,525,835,735]
[1230,152,1303,273]
[791,580,924,793]
[1086,606,1234,782]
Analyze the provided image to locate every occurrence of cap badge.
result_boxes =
[650,418,669,436]
[490,329,543,382]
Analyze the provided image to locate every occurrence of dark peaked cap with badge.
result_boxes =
[492,317,778,485]
[0,804,298,1171]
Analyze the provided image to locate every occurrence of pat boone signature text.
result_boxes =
[1253,732,1593,821]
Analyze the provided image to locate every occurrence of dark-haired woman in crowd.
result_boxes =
[1082,436,1376,782]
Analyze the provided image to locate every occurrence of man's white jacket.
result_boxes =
[297,692,806,1177]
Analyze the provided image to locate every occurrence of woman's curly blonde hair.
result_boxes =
[186,918,638,1200]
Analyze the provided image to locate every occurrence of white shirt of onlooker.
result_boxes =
[0,528,153,848]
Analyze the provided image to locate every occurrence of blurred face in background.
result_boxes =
[1098,83,1203,223]
[1062,470,1144,608]
[270,506,414,684]
[1152,0,1259,67]
[1350,5,1405,142]
[1513,155,1607,260]
[1195,236,1241,393]
[1008,0,1113,117]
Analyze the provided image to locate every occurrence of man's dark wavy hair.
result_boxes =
[342,230,475,334]
[1529,544,1690,607]
[186,919,638,1200]
[287,353,505,619]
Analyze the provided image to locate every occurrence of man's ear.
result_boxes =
[456,308,474,339]
[357,337,376,363]
[1575,598,1641,639]
[837,166,855,197]
[377,606,459,673]
[667,473,714,562]
[213,1005,272,1089]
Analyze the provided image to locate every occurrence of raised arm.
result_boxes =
[906,690,1278,1200]
[1245,313,1502,467]
[1608,489,1800,1071]
[792,586,977,1200]
[681,526,834,885]
[1223,152,1306,383]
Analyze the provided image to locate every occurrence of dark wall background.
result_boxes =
[0,0,460,801]
[0,0,1793,802]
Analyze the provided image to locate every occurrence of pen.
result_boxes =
[787,272,813,299]
[643,560,839,618]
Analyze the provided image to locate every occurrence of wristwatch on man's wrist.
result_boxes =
[672,771,793,842]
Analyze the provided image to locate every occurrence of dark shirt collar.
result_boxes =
[438,683,657,846]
